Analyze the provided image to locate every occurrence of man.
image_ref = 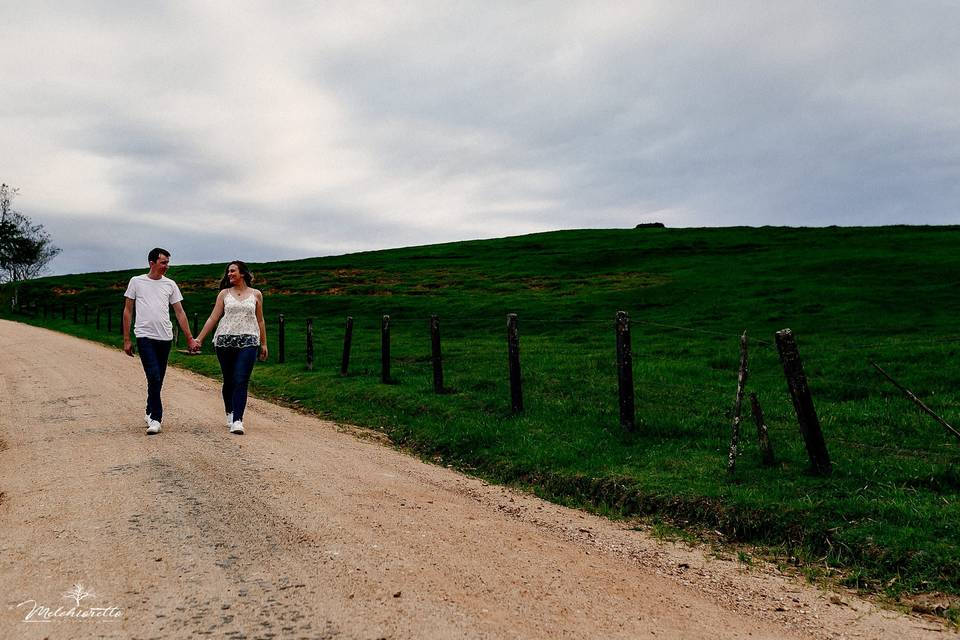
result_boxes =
[122,248,200,435]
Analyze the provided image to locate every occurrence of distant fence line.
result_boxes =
[9,296,959,476]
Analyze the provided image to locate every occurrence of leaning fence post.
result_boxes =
[340,316,353,376]
[381,315,391,383]
[615,311,636,430]
[871,362,960,442]
[750,393,776,466]
[278,313,286,364]
[727,331,749,474]
[306,319,314,371]
[775,328,831,476]
[507,313,523,413]
[430,315,444,393]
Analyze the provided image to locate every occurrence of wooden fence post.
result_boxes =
[61,302,66,320]
[340,316,353,376]
[727,331,748,474]
[306,319,314,371]
[381,315,391,383]
[507,313,523,413]
[83,304,89,325]
[430,315,444,393]
[96,306,101,330]
[107,308,113,333]
[72,304,78,323]
[775,328,831,476]
[192,312,199,338]
[615,311,636,431]
[750,393,776,466]
[278,314,286,364]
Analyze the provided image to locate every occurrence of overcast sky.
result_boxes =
[2,1,959,275]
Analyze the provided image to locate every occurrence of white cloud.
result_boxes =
[1,1,958,275]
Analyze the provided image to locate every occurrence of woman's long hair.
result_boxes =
[218,260,254,290]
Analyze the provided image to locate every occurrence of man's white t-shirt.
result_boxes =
[124,275,184,341]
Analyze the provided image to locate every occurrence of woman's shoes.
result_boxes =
[229,420,244,435]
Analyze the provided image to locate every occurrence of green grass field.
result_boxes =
[4,226,959,614]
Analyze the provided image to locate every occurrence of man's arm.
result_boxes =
[195,291,226,346]
[122,298,135,356]
[171,302,200,351]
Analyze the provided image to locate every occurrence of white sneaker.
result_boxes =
[225,412,233,427]
[144,413,151,426]
[229,420,244,435]
[146,419,162,435]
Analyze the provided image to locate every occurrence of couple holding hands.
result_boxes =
[123,249,267,436]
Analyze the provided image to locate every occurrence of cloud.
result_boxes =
[2,1,958,276]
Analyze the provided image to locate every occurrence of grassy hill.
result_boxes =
[5,226,960,614]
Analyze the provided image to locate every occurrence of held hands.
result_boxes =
[180,338,264,357]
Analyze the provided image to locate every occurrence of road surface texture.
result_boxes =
[0,320,948,639]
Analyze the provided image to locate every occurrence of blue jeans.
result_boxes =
[137,337,172,422]
[216,346,258,421]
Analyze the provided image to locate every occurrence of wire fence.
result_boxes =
[8,297,960,469]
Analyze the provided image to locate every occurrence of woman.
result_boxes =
[195,260,268,435]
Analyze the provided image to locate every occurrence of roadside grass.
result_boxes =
[4,226,959,616]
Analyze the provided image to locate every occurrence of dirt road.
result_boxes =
[0,319,948,639]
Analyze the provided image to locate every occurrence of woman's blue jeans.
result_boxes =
[136,337,172,422]
[216,346,258,421]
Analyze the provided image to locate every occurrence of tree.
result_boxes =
[0,184,61,295]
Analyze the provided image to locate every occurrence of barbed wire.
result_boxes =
[830,437,959,463]
[20,301,960,354]
[9,310,960,464]
[11,307,960,398]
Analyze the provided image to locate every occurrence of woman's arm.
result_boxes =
[255,289,268,360]
[195,290,226,345]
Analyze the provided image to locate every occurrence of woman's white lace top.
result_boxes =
[214,291,260,348]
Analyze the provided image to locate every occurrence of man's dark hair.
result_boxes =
[148,247,170,263]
